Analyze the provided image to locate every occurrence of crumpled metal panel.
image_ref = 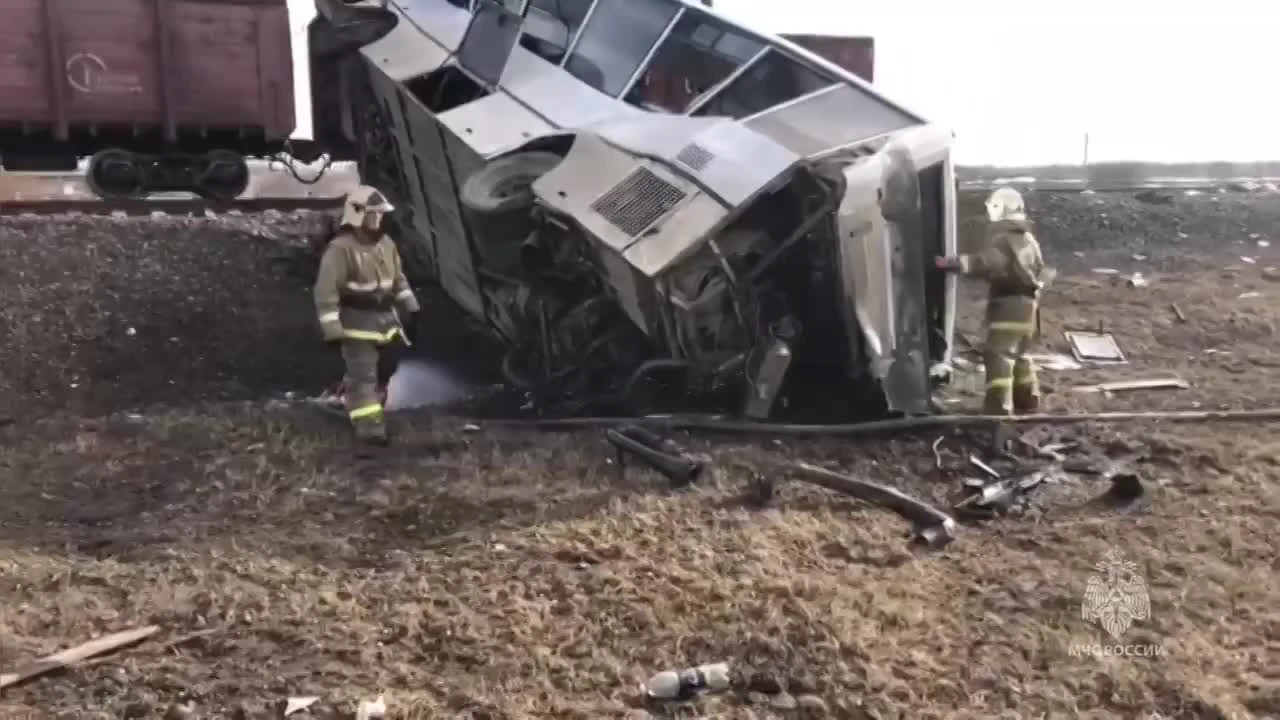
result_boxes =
[833,142,931,415]
[876,141,932,415]
[588,113,799,207]
[833,156,891,379]
[531,133,661,328]
[744,84,919,159]
[620,192,725,277]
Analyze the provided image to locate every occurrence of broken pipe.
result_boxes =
[780,461,957,548]
[606,425,703,487]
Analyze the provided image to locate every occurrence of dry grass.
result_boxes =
[2,194,1280,718]
[0,398,1277,718]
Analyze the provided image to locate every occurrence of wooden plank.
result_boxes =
[0,626,160,689]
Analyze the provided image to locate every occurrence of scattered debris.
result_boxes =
[931,436,945,468]
[284,697,320,716]
[1018,436,1068,461]
[1238,291,1262,299]
[954,464,1066,518]
[1104,472,1145,503]
[1074,378,1190,394]
[1171,303,1187,322]
[1028,353,1082,371]
[1126,272,1148,288]
[968,454,1001,479]
[781,461,957,547]
[0,625,160,689]
[1064,330,1127,364]
[1091,267,1119,275]
[606,425,703,487]
[355,695,386,720]
[643,661,731,700]
[1241,256,1257,264]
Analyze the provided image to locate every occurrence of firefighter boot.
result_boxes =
[352,413,389,447]
[1012,356,1040,414]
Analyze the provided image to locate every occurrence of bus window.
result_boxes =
[519,0,593,64]
[692,49,836,119]
[564,0,680,96]
[623,11,765,112]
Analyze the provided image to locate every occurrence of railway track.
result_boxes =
[0,196,343,216]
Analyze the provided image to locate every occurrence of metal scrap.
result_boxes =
[606,425,703,487]
[953,464,1063,518]
[968,454,1001,479]
[1064,330,1127,364]
[1073,378,1189,394]
[781,461,957,547]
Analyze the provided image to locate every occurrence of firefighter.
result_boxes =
[935,186,1052,416]
[313,185,420,445]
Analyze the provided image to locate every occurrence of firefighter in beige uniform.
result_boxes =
[313,186,419,444]
[935,187,1053,415]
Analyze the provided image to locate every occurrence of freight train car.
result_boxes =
[0,0,323,199]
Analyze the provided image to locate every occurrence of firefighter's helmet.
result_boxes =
[340,185,395,230]
[985,186,1026,223]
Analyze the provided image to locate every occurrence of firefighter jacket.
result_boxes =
[958,218,1052,326]
[313,231,420,344]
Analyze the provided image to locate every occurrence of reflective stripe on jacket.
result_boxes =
[313,231,417,344]
[958,218,1050,326]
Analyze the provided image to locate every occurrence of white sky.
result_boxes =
[285,0,1280,166]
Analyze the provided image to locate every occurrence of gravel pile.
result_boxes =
[0,210,341,417]
[5,188,1278,419]
[959,187,1280,271]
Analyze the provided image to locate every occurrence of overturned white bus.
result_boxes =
[307,0,958,419]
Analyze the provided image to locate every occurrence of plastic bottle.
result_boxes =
[643,662,732,699]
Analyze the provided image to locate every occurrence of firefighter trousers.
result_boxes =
[982,320,1040,416]
[341,339,388,441]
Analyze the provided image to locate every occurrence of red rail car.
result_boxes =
[0,0,297,199]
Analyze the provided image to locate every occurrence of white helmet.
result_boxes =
[340,184,395,230]
[985,186,1026,222]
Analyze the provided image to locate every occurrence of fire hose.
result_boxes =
[460,407,1280,435]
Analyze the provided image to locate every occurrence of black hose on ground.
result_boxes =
[454,407,1280,436]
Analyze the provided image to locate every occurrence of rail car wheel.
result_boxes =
[86,149,144,200]
[196,150,251,202]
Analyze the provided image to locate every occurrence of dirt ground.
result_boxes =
[1,189,1279,719]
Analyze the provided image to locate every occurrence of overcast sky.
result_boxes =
[287,0,1280,166]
